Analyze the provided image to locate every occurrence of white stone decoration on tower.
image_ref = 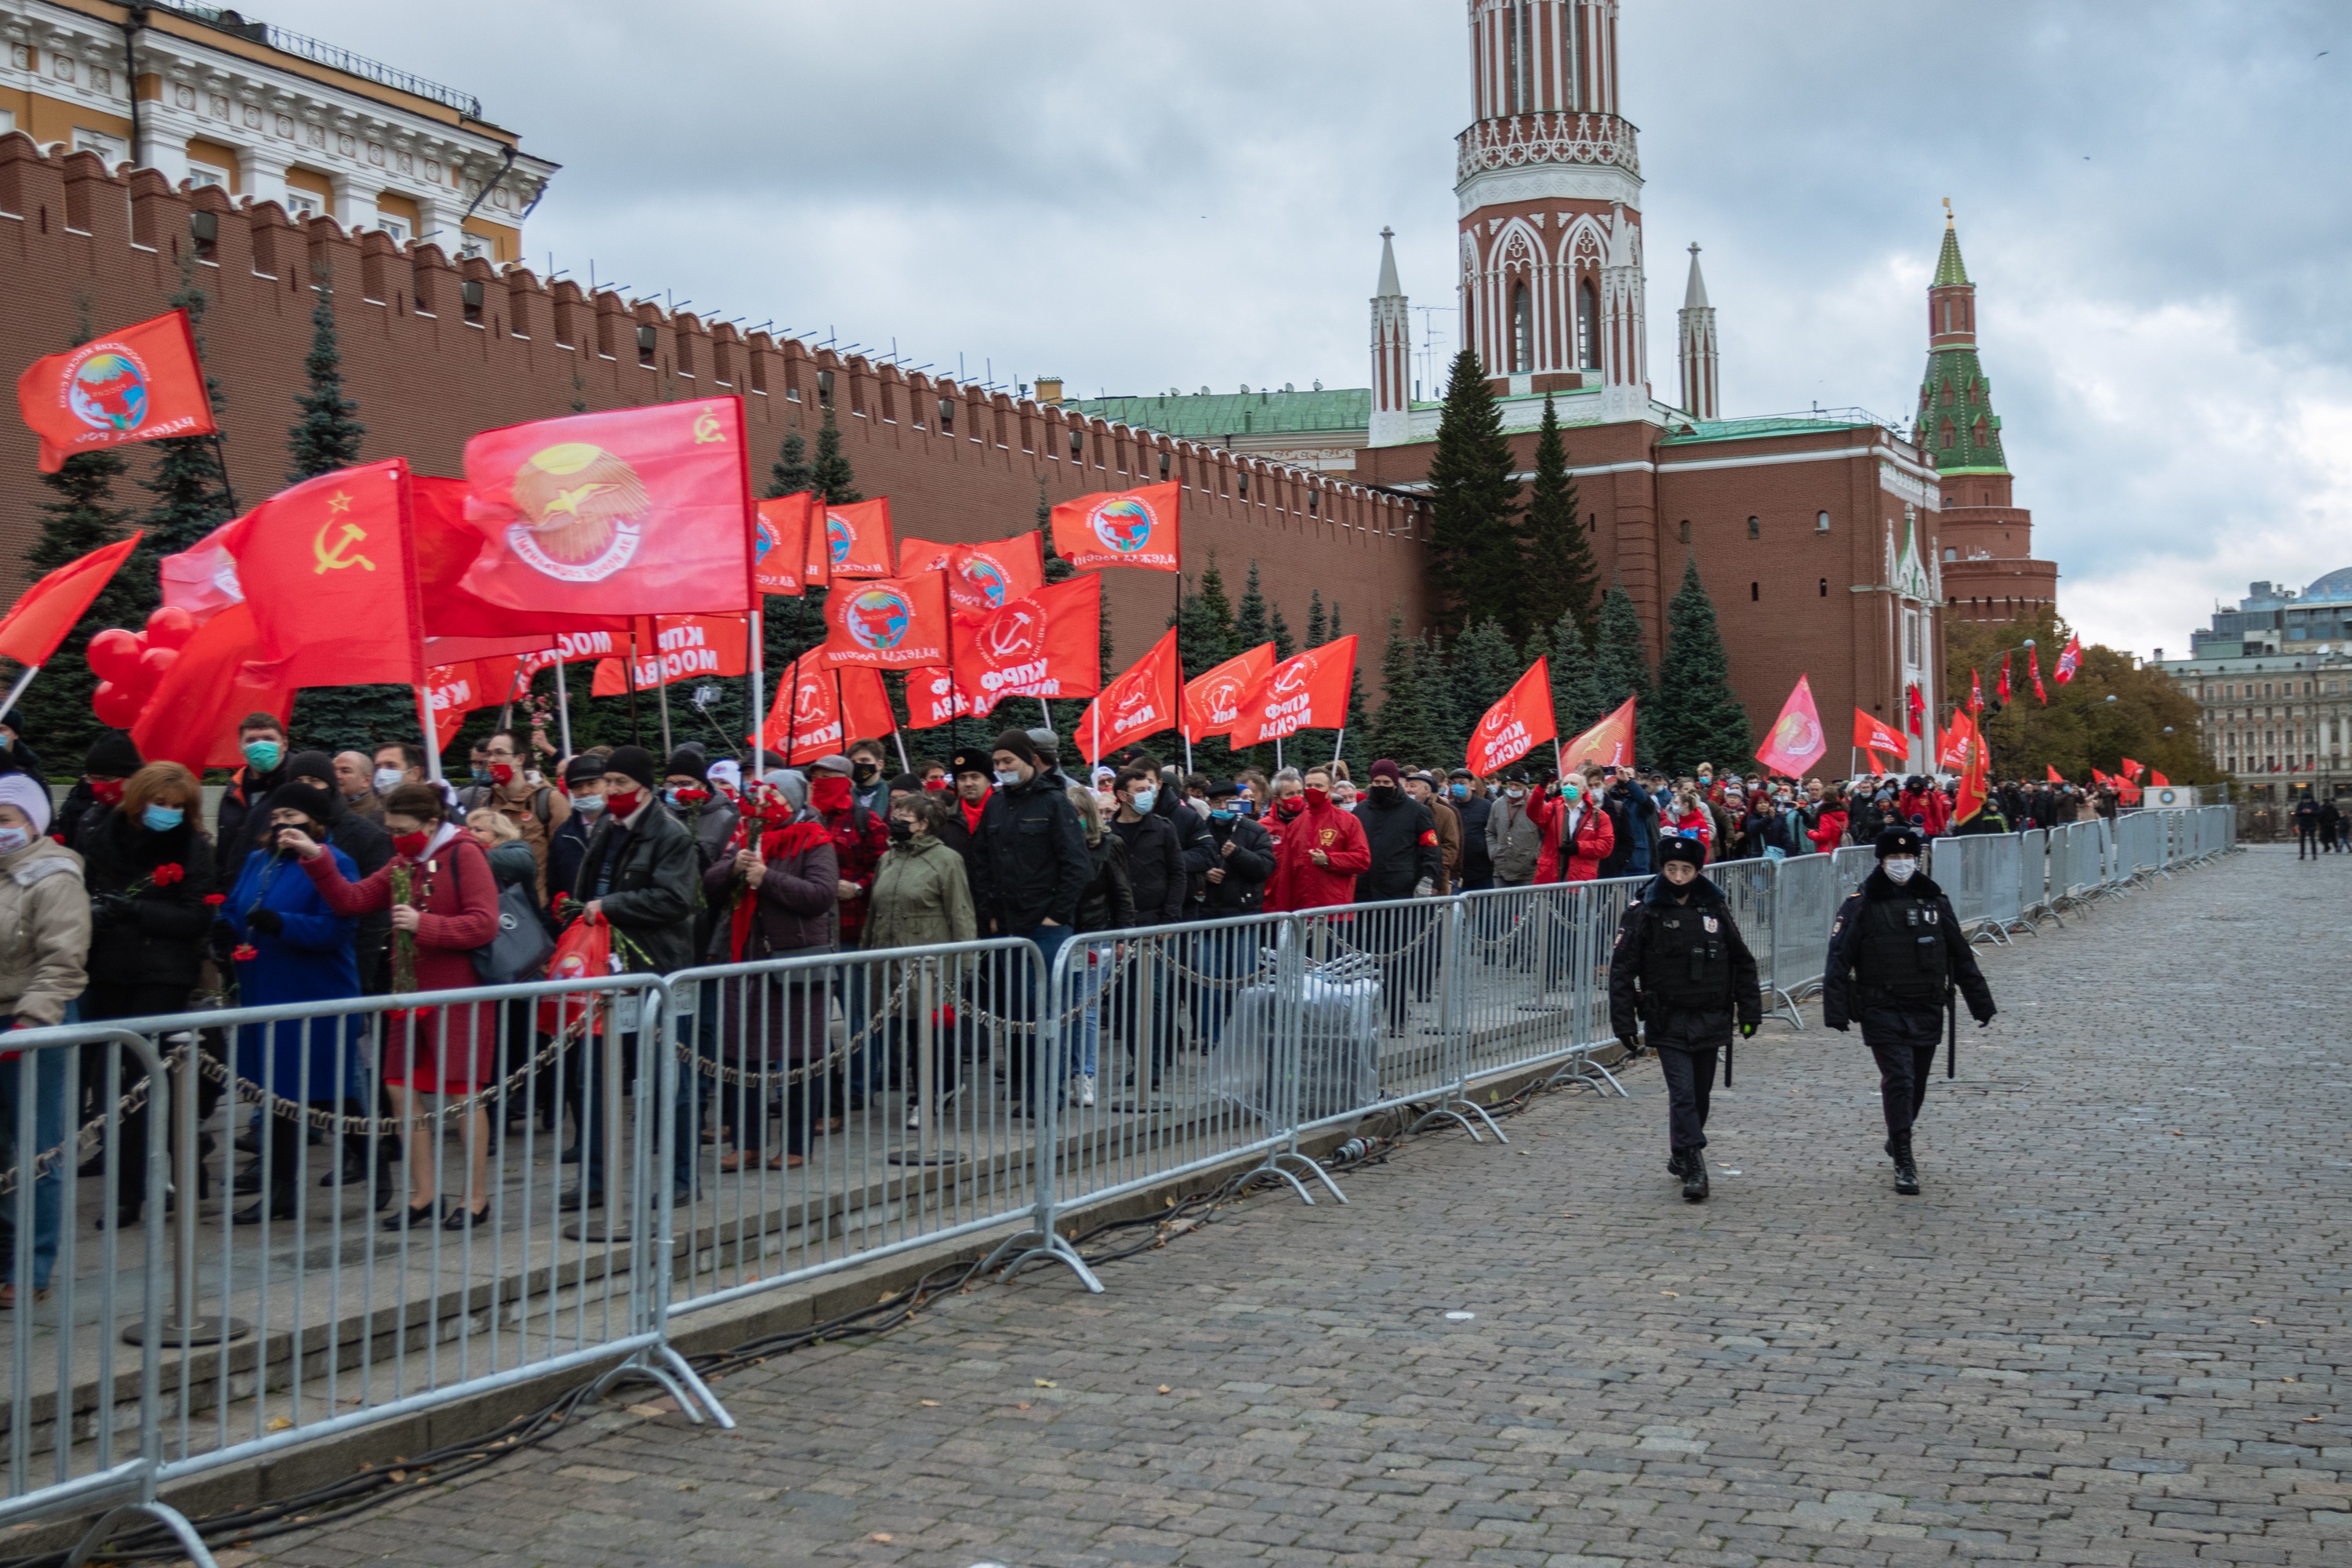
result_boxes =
[1677,242,1719,421]
[1369,227,1414,448]
[1598,202,1647,419]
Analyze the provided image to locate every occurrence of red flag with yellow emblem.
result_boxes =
[219,459,423,687]
[820,571,950,670]
[899,532,1047,615]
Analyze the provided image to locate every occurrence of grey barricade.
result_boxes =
[1983,833,2024,938]
[1762,852,1835,1013]
[1452,878,1638,1095]
[2017,826,2049,925]
[1930,833,1993,935]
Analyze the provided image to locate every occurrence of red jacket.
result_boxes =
[1896,787,1949,837]
[1806,808,1849,853]
[820,804,890,944]
[1265,798,1372,912]
[1526,791,1617,883]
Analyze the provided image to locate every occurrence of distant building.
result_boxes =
[2151,569,2352,800]
[0,0,554,260]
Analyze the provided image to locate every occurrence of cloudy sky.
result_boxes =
[265,0,2352,658]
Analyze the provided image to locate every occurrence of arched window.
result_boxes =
[1577,278,1599,370]
[1511,281,1532,374]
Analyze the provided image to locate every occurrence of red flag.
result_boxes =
[1050,481,1181,572]
[1183,643,1276,743]
[129,603,292,771]
[821,570,950,670]
[905,667,975,730]
[815,498,894,580]
[2046,765,2064,784]
[1755,674,1828,778]
[0,534,140,668]
[459,397,754,615]
[1997,652,2012,704]
[2028,644,2047,703]
[407,477,629,643]
[2054,633,2082,686]
[1562,695,1637,771]
[1953,715,1991,824]
[1468,659,1557,775]
[1077,627,1181,765]
[948,573,1101,713]
[517,628,626,677]
[590,614,749,696]
[220,459,423,687]
[1938,711,1979,775]
[1906,682,1926,737]
[1229,636,1356,748]
[753,492,811,597]
[16,308,216,473]
[757,654,898,762]
[1968,668,1984,713]
[2119,757,2143,779]
[423,657,518,750]
[2150,768,2169,788]
[158,518,245,627]
[898,532,1047,616]
[2092,767,2110,786]
[840,665,898,743]
[1854,707,1908,761]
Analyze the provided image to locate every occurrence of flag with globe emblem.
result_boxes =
[1050,481,1181,572]
[820,570,949,670]
[16,308,216,472]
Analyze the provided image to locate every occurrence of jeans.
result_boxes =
[1011,924,1073,1109]
[1067,942,1116,1078]
[579,1017,695,1200]
[0,1006,77,1290]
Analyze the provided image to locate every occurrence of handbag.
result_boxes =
[452,844,557,985]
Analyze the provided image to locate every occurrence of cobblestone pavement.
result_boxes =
[238,848,2350,1568]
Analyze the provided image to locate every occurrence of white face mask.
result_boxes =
[994,768,1024,788]
[574,793,607,817]
[1883,856,1919,884]
[0,826,31,855]
[372,766,403,793]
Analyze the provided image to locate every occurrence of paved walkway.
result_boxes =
[237,847,2350,1568]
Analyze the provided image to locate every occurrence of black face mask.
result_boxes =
[887,818,913,844]
[1369,784,1398,804]
[853,762,880,782]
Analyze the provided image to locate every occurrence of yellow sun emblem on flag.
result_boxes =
[512,444,651,566]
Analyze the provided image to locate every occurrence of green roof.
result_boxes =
[1918,347,2009,475]
[1660,414,1871,445]
[1071,387,1372,439]
[1934,218,1970,287]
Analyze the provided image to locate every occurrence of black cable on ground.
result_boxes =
[13,1065,1613,1566]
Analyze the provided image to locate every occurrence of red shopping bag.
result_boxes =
[537,914,614,1038]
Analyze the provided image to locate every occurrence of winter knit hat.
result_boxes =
[264,779,339,830]
[0,772,52,837]
[1657,836,1707,869]
[993,729,1040,767]
[663,744,710,782]
[83,729,142,778]
[604,745,659,794]
[1368,758,1404,785]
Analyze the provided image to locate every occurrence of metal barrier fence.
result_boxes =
[0,804,2238,1559]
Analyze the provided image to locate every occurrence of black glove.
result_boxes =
[246,907,284,937]
[89,895,127,932]
[1616,1036,1637,1054]
[1738,1022,1757,1039]
[1976,1018,1992,1029]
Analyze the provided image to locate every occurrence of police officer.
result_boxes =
[1821,826,1997,1195]
[1607,837,1760,1202]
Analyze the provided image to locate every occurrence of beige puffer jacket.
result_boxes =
[0,837,89,1026]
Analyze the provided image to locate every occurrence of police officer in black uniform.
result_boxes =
[1822,826,1997,1195]
[1607,837,1760,1202]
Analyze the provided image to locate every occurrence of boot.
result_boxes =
[1667,1149,1690,1178]
[1681,1149,1709,1203]
[1889,1131,1921,1196]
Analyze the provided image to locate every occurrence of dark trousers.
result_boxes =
[1860,1004,1944,1137]
[2299,826,2321,858]
[1657,1045,1718,1153]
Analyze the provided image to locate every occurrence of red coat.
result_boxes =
[304,830,499,1091]
[1806,808,1849,853]
[821,805,890,945]
[1265,800,1372,912]
[1525,792,1616,883]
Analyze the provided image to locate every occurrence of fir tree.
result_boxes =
[13,442,136,759]
[811,407,860,504]
[1517,393,1598,639]
[1036,477,1073,584]
[1417,630,1459,756]
[1591,583,1655,728]
[1450,616,1523,752]
[1370,610,1443,767]
[1651,558,1751,776]
[1422,348,1519,639]
[140,256,234,563]
[1233,560,1271,652]
[768,430,812,499]
[1304,590,1327,650]
[1535,611,1605,741]
[285,265,364,482]
[1269,599,1296,661]
[1334,602,1372,775]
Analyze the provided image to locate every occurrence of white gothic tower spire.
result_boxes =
[1370,227,1414,447]
[1677,242,1719,420]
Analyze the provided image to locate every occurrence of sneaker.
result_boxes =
[1077,1074,1096,1109]
[904,1100,923,1131]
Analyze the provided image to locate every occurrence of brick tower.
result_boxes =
[1454,1,1647,416]
[1920,205,2060,622]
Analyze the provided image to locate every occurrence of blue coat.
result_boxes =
[223,846,366,1104]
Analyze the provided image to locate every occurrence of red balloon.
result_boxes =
[137,645,180,686]
[87,627,141,684]
[143,605,196,651]
[92,681,142,729]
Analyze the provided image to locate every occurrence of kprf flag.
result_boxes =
[1853,707,1908,763]
[948,573,1101,713]
[1953,714,1991,824]
[461,397,754,615]
[1229,635,1356,748]
[1468,658,1555,775]
[1561,695,1636,771]
[759,653,895,762]
[423,658,519,749]
[16,308,216,473]
[2046,764,2065,784]
[1077,627,1181,765]
[812,498,893,581]
[821,570,950,670]
[2150,768,2169,787]
[0,534,140,668]
[1755,673,1828,778]
[1906,682,1926,736]
[129,603,292,771]
[220,459,423,687]
[753,492,811,596]
[1997,652,2012,704]
[2118,757,2143,779]
[898,532,1047,616]
[1939,711,1980,775]
[906,666,975,729]
[1968,668,1984,713]
[410,477,630,642]
[2054,633,2082,685]
[1182,643,1276,744]
[1050,481,1180,572]
[590,614,749,696]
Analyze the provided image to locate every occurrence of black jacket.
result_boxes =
[548,812,595,916]
[1153,789,1215,908]
[82,810,218,993]
[1596,783,1656,879]
[1110,810,1187,925]
[1074,834,1136,934]
[214,760,291,882]
[1201,812,1275,914]
[1453,793,1494,884]
[1351,790,1441,903]
[934,797,989,909]
[1821,868,1996,1031]
[1606,873,1761,1047]
[974,772,1090,933]
[572,802,700,975]
[53,780,105,857]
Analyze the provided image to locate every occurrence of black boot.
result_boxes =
[1889,1131,1921,1196]
[1667,1149,1690,1178]
[1681,1149,1708,1203]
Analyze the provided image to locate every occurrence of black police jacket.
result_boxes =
[1606,873,1761,1047]
[1351,790,1442,902]
[1821,867,1996,1030]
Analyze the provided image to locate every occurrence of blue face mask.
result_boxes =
[1449,782,1468,799]
[1129,788,1157,815]
[1209,808,1236,822]
[241,739,282,773]
[141,804,184,833]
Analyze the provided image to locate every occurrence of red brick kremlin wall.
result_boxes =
[0,138,1431,672]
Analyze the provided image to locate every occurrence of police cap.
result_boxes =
[1657,836,1707,869]
[1875,826,1926,859]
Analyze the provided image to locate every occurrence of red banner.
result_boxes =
[2046,764,2065,784]
[1076,627,1181,765]
[1050,481,1181,572]
[1182,643,1275,743]
[756,655,897,762]
[818,498,894,580]
[753,492,811,597]
[904,667,975,730]
[1561,695,1635,771]
[1468,658,1556,775]
[459,397,754,615]
[949,573,1101,713]
[898,532,1047,616]
[1755,673,1828,778]
[1229,635,1356,748]
[821,570,950,670]
[1953,713,1991,823]
[1998,652,2012,704]
[1906,681,1926,736]
[2055,633,2082,686]
[1968,667,1984,713]
[423,657,519,749]
[0,534,140,668]
[221,459,423,687]
[1853,706,1908,761]
[2029,644,2047,703]
[16,308,216,473]
[404,477,629,643]
[1938,711,1980,775]
[129,604,292,771]
[590,613,749,696]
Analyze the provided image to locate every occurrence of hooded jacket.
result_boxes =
[862,832,975,951]
[1485,791,1544,883]
[1265,793,1372,912]
[0,837,89,1026]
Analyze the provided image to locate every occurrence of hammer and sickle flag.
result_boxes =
[217,459,424,688]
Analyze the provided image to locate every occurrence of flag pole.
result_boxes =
[1274,736,1283,772]
[655,659,673,757]
[415,685,444,784]
[0,665,41,728]
[554,652,573,759]
[748,604,764,768]
[626,625,643,747]
[209,433,240,515]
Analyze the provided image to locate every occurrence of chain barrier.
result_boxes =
[0,1040,179,1198]
[674,967,914,1090]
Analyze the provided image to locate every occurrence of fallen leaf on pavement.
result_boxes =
[870,1533,893,1543]
[1661,1290,1679,1298]
[920,1399,941,1407]
[1033,1378,1057,1388]
[1157,1385,1172,1394]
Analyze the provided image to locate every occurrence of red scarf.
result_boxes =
[727,818,836,960]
